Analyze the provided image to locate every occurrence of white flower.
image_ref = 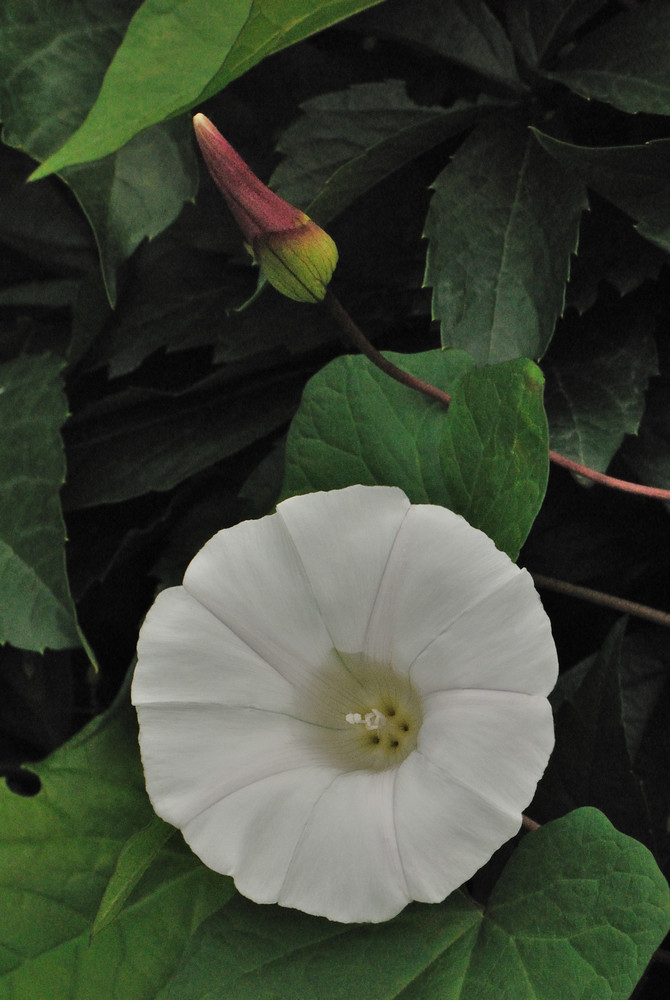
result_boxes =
[132,485,557,924]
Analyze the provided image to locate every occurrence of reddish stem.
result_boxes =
[532,574,670,628]
[549,451,670,502]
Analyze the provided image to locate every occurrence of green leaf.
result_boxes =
[163,808,670,1000]
[272,81,501,227]
[91,814,175,939]
[424,115,587,364]
[357,0,523,92]
[0,353,79,651]
[544,320,658,473]
[531,130,670,253]
[621,379,670,493]
[535,620,654,847]
[0,0,198,304]
[549,0,670,115]
[62,365,307,508]
[30,0,386,179]
[282,349,548,559]
[505,0,609,68]
[0,701,234,999]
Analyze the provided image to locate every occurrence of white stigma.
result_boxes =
[345,708,387,731]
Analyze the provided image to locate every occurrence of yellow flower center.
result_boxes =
[301,651,423,772]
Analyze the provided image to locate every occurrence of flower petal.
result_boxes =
[276,485,411,653]
[135,703,330,828]
[393,751,521,902]
[410,571,558,696]
[132,587,296,711]
[278,769,411,922]
[180,765,340,903]
[418,688,554,817]
[364,504,521,671]
[182,508,336,691]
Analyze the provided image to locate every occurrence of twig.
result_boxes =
[531,574,670,628]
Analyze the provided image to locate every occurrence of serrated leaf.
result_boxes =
[0,353,79,651]
[31,0,386,179]
[272,81,500,227]
[424,115,587,364]
[0,0,199,304]
[544,320,658,472]
[163,808,670,1000]
[505,0,609,69]
[531,129,670,253]
[0,701,233,999]
[282,349,548,559]
[358,0,523,91]
[62,365,306,508]
[548,0,670,115]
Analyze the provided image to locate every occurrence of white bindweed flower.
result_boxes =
[132,485,557,924]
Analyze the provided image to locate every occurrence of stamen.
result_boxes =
[345,708,387,730]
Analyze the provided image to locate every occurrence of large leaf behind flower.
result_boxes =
[0,354,79,651]
[282,349,548,559]
[162,808,670,1000]
[0,701,233,999]
[31,0,386,179]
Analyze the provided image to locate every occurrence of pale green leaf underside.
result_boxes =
[0,354,79,651]
[31,0,386,179]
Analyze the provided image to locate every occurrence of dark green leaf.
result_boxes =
[62,366,306,508]
[272,81,501,226]
[424,115,587,363]
[0,701,233,999]
[621,379,670,493]
[535,620,653,846]
[31,0,387,178]
[164,808,670,1000]
[0,0,199,303]
[544,320,658,472]
[505,0,609,68]
[531,130,670,253]
[0,353,79,651]
[549,0,670,115]
[358,0,523,91]
[282,349,548,559]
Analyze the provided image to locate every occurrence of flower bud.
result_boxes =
[193,113,338,303]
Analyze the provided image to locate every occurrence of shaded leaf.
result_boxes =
[621,379,670,494]
[164,809,670,1000]
[531,130,670,253]
[505,0,609,69]
[282,349,548,559]
[272,81,501,227]
[358,0,523,92]
[549,0,670,115]
[62,365,307,508]
[0,0,199,303]
[534,620,653,846]
[0,353,79,651]
[32,0,386,178]
[424,115,587,364]
[0,701,233,999]
[91,814,175,939]
[544,320,658,472]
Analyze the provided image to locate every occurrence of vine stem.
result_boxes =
[521,815,541,831]
[322,290,670,503]
[531,574,670,628]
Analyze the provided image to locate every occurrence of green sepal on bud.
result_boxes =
[193,113,338,303]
